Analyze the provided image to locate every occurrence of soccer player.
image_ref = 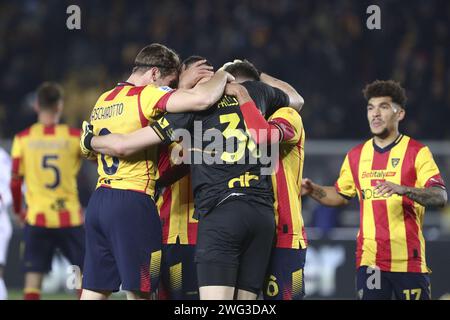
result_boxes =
[80,44,233,300]
[81,58,302,300]
[157,142,198,300]
[302,80,447,300]
[10,82,85,300]
[0,147,12,300]
[156,56,212,300]
[224,60,307,300]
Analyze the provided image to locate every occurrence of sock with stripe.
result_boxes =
[24,288,41,300]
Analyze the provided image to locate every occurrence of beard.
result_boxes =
[371,127,390,139]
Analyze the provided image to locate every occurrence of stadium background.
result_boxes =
[0,0,449,299]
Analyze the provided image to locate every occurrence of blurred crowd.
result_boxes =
[0,0,449,139]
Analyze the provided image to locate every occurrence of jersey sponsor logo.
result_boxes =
[361,170,396,179]
[50,198,67,211]
[391,158,400,168]
[228,172,259,188]
[158,86,173,92]
[361,188,390,200]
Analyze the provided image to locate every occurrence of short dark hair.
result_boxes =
[182,55,213,69]
[37,82,64,111]
[224,60,260,81]
[363,80,407,108]
[133,43,181,77]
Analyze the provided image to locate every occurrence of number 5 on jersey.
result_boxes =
[42,155,60,189]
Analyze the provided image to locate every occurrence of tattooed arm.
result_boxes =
[405,187,447,208]
[375,181,448,208]
[302,178,349,207]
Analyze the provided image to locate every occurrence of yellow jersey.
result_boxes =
[90,82,174,196]
[269,108,307,249]
[156,143,197,245]
[335,135,446,272]
[11,123,83,228]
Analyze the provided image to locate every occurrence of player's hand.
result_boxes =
[301,178,314,196]
[218,59,243,72]
[225,82,243,96]
[215,70,235,83]
[225,83,251,105]
[374,181,407,197]
[178,60,214,89]
[80,121,94,156]
[13,209,26,228]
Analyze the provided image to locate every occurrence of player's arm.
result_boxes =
[375,183,447,208]
[81,119,162,157]
[156,164,190,189]
[404,187,447,207]
[10,172,23,215]
[223,59,303,112]
[259,72,304,112]
[301,178,349,207]
[226,83,286,144]
[303,154,357,207]
[178,59,214,89]
[374,146,447,208]
[91,126,162,158]
[9,136,25,220]
[165,70,234,112]
[82,112,194,157]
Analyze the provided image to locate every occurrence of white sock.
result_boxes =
[0,278,7,300]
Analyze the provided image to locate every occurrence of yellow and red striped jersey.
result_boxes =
[90,82,174,196]
[156,144,197,245]
[11,123,83,228]
[335,135,446,273]
[268,107,307,249]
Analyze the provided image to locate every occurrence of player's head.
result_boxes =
[182,55,214,85]
[224,60,260,83]
[35,82,64,115]
[132,43,180,88]
[363,80,407,138]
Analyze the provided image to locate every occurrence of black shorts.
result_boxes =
[23,224,85,274]
[195,196,275,294]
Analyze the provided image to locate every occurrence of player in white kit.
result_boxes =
[0,147,12,300]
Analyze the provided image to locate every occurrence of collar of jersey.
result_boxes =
[117,81,135,87]
[372,134,403,154]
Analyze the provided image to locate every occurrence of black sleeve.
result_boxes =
[242,81,290,115]
[150,112,195,145]
[156,164,190,189]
